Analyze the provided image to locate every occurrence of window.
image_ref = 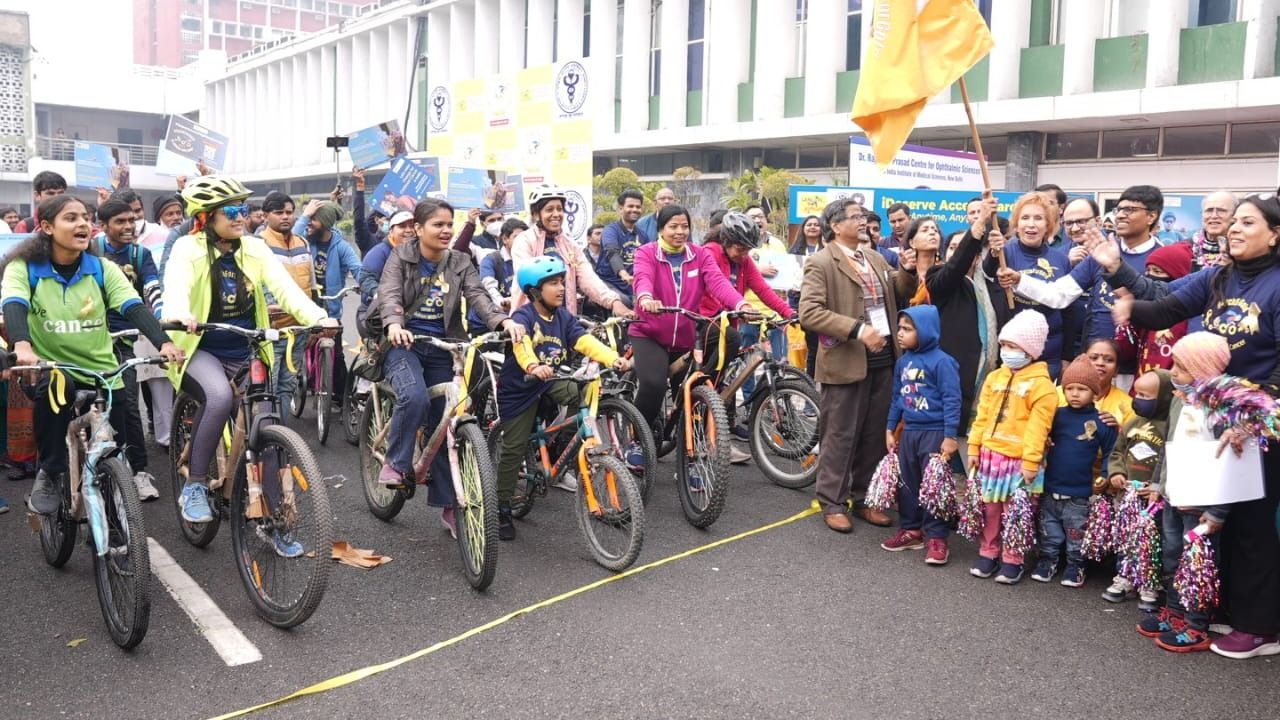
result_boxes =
[1044,131,1099,160]
[798,146,835,169]
[583,0,591,56]
[1229,121,1280,155]
[687,0,705,91]
[225,23,237,35]
[972,135,1007,163]
[212,20,222,33]
[1101,128,1159,158]
[240,25,253,37]
[976,0,992,26]
[181,16,202,31]
[1162,125,1227,156]
[1104,0,1149,36]
[846,1,862,70]
[300,0,313,8]
[1189,0,1238,26]
[795,0,808,74]
[341,4,354,17]
[649,2,661,95]
[763,148,796,169]
[254,26,264,39]
[642,154,674,175]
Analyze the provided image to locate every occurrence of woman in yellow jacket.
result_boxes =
[162,176,336,531]
[966,310,1059,584]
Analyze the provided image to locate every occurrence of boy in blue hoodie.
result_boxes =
[883,305,962,565]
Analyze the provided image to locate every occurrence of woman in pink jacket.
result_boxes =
[630,205,757,428]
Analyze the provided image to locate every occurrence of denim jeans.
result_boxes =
[739,322,786,399]
[1037,494,1090,567]
[1162,507,1215,630]
[385,343,455,507]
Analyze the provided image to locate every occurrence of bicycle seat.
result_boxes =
[72,389,97,415]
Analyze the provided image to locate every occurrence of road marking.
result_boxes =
[148,538,262,667]
[207,503,821,719]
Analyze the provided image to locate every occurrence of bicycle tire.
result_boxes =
[597,396,657,502]
[289,362,306,419]
[359,388,406,521]
[341,358,362,446]
[453,422,498,591]
[748,378,820,490]
[676,384,730,529]
[38,471,76,568]
[576,454,645,571]
[488,428,538,519]
[91,456,152,649]
[170,393,221,548]
[656,391,679,458]
[230,424,333,628]
[316,345,332,445]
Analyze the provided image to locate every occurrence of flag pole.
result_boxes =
[958,77,1014,310]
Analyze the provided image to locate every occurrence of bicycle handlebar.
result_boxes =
[523,363,602,384]
[650,307,752,324]
[160,321,335,342]
[317,285,359,302]
[6,354,168,379]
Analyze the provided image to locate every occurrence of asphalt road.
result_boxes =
[1,401,1277,719]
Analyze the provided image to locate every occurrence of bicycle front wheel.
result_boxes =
[289,365,307,419]
[677,384,730,528]
[316,346,333,445]
[341,360,363,446]
[454,422,498,591]
[576,454,645,571]
[38,471,76,568]
[230,425,333,628]
[91,456,151,649]
[598,396,657,502]
[359,387,405,521]
[748,378,820,489]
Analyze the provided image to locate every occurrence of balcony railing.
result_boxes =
[35,136,160,167]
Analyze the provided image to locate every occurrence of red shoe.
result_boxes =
[924,538,950,565]
[881,529,925,551]
[1156,627,1212,653]
[1137,607,1186,638]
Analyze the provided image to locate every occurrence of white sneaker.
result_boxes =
[729,446,752,465]
[553,471,578,492]
[133,471,160,502]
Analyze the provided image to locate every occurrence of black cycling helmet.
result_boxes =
[719,211,760,249]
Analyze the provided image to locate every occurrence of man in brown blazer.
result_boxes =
[800,199,905,533]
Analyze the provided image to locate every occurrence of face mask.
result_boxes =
[1172,380,1195,395]
[1000,348,1030,369]
[486,221,503,236]
[1131,397,1159,418]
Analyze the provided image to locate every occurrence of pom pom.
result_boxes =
[1113,486,1144,552]
[1119,500,1163,593]
[1081,493,1114,562]
[919,453,958,520]
[1000,487,1036,555]
[865,453,900,511]
[1193,374,1280,449]
[956,467,985,542]
[1174,529,1220,614]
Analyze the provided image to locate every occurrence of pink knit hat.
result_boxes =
[1171,331,1231,382]
[998,310,1049,359]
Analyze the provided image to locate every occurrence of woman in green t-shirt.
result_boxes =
[0,195,182,515]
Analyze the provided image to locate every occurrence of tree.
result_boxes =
[720,167,813,237]
[592,167,664,226]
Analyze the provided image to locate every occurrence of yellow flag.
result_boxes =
[852,0,994,169]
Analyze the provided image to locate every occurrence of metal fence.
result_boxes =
[36,136,160,166]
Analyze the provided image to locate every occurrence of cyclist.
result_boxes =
[511,183,632,318]
[630,204,758,431]
[466,217,526,335]
[161,176,337,530]
[294,199,361,407]
[376,198,524,538]
[495,257,630,540]
[1,195,182,516]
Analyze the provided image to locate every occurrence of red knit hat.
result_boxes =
[1146,242,1193,280]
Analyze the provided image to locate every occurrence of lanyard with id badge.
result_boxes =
[842,251,890,336]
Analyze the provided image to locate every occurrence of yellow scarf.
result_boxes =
[659,238,683,254]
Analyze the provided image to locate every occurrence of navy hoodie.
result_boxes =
[887,305,962,437]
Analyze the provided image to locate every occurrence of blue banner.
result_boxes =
[789,184,1023,238]
[370,156,442,216]
[347,120,408,169]
[446,167,526,212]
[1155,194,1203,244]
[74,142,120,190]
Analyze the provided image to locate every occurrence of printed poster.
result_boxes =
[370,156,442,216]
[347,120,408,169]
[74,142,126,190]
[156,115,230,175]
[447,168,525,212]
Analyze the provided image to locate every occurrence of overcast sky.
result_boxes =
[9,0,133,70]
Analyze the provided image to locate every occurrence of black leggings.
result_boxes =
[630,327,740,429]
[180,350,274,487]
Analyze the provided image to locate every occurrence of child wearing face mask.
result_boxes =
[1136,333,1231,652]
[966,310,1059,584]
[1114,243,1193,377]
[1106,369,1176,612]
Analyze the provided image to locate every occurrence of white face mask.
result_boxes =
[485,221,503,236]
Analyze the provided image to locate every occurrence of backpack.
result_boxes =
[27,256,109,310]
[95,237,144,293]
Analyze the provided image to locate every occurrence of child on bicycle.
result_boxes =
[495,257,630,541]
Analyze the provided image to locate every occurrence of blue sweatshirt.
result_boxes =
[986,240,1071,364]
[597,220,648,295]
[96,236,161,332]
[886,305,962,437]
[1044,404,1117,497]
[1171,263,1280,384]
[498,303,589,419]
[1068,241,1160,343]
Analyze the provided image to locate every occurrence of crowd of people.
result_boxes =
[0,165,1277,661]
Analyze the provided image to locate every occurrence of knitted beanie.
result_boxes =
[1060,354,1104,397]
[1146,242,1193,280]
[1171,331,1231,382]
[998,310,1049,360]
[313,202,343,230]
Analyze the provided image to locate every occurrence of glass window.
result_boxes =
[971,135,1007,163]
[1101,128,1159,158]
[976,0,993,26]
[687,42,704,91]
[1162,125,1226,156]
[1230,121,1280,155]
[688,0,705,40]
[1044,131,1099,160]
[848,0,862,10]
[1105,0,1149,36]
[181,16,202,31]
[651,49,661,96]
[835,141,850,167]
[798,146,834,169]
[702,149,725,173]
[240,25,253,37]
[846,8,862,70]
[254,26,264,39]
[1190,0,1237,26]
[583,8,591,56]
[643,154,674,175]
[796,0,808,21]
[764,148,796,169]
[212,20,222,33]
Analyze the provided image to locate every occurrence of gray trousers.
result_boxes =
[814,366,893,514]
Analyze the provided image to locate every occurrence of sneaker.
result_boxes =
[1156,627,1212,653]
[553,471,578,492]
[924,538,950,565]
[994,562,1024,585]
[28,469,61,515]
[729,446,752,465]
[1210,631,1280,660]
[1102,576,1136,603]
[133,471,160,502]
[498,510,515,541]
[1030,558,1057,583]
[271,529,304,558]
[179,482,213,524]
[970,555,999,578]
[378,464,406,487]
[731,424,750,442]
[441,506,457,539]
[0,494,8,514]
[1138,590,1161,613]
[880,529,925,552]
[1060,564,1086,588]
[624,442,645,470]
[1138,608,1187,638]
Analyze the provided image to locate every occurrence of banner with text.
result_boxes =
[156,115,230,176]
[849,136,985,192]
[790,185,1022,238]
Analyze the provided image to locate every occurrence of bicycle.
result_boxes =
[716,317,820,489]
[10,350,168,649]
[288,285,358,445]
[341,337,378,446]
[504,362,645,571]
[357,331,504,590]
[580,316,657,501]
[168,322,334,628]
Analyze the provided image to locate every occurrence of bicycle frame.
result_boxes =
[717,318,793,407]
[528,369,618,516]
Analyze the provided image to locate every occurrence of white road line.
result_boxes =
[147,537,262,667]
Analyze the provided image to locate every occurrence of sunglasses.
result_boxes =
[220,204,251,220]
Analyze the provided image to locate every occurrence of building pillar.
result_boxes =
[1005,131,1041,192]
[618,0,651,133]
[753,0,795,121]
[474,0,498,76]
[555,0,585,61]
[525,0,555,66]
[706,0,751,126]
[450,2,475,80]
[1242,0,1280,78]
[499,0,527,73]
[987,0,1031,101]
[804,0,846,115]
[658,0,689,129]
[1060,0,1105,95]
[1145,0,1190,87]
[587,0,618,136]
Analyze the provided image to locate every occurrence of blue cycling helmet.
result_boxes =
[517,256,568,295]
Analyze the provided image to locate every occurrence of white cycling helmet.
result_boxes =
[528,183,567,210]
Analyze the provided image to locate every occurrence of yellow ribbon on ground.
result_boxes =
[208,503,821,720]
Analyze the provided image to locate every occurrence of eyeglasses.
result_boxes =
[1063,216,1097,229]
[1203,207,1233,216]
[220,204,251,220]
[1113,204,1149,216]
[844,213,866,221]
